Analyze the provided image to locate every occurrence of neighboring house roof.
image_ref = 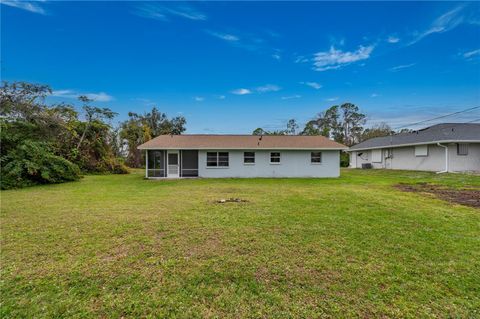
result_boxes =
[350,123,480,151]
[138,134,347,150]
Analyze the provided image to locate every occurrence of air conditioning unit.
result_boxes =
[362,163,373,169]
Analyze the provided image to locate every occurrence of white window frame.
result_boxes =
[414,145,428,157]
[243,152,255,165]
[457,143,468,156]
[270,152,281,164]
[310,151,322,164]
[371,149,382,163]
[206,152,229,168]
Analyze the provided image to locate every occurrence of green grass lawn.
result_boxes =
[1,169,479,318]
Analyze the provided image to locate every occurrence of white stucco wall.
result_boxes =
[448,143,480,172]
[198,150,340,178]
[349,143,480,172]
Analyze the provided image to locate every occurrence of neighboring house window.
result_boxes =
[270,152,281,164]
[372,149,382,163]
[457,143,468,156]
[311,152,322,163]
[244,152,255,164]
[415,145,428,157]
[206,152,229,167]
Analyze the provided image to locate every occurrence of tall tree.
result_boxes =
[0,81,128,189]
[0,81,51,120]
[286,119,299,135]
[119,107,186,167]
[340,103,366,146]
[251,118,300,136]
[361,122,393,141]
[301,120,321,136]
[76,96,117,151]
[252,128,267,135]
[304,103,365,146]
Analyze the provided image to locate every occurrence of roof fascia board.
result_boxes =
[138,147,347,150]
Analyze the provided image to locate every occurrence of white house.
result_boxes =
[138,135,347,178]
[349,123,480,173]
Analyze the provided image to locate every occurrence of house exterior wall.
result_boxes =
[198,150,340,178]
[349,143,480,172]
[448,143,480,172]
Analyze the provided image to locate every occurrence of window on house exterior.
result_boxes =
[270,152,281,164]
[371,149,382,163]
[244,152,255,164]
[218,152,229,166]
[311,152,322,163]
[414,145,428,157]
[457,143,468,156]
[206,152,229,167]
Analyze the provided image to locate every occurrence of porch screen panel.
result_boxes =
[181,150,198,177]
[147,150,165,177]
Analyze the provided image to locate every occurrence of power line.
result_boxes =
[393,106,480,130]
[465,118,480,123]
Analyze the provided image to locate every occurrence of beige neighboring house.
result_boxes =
[138,135,347,178]
[349,123,480,173]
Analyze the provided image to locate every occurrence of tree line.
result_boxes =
[1,81,404,189]
[252,103,398,147]
[0,82,186,189]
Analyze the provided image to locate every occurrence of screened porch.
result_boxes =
[146,150,199,178]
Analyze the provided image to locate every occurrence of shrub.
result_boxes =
[340,151,350,168]
[1,140,81,189]
[108,157,130,174]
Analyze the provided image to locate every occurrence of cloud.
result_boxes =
[300,81,322,90]
[194,96,205,102]
[387,35,400,43]
[370,93,380,98]
[51,90,114,102]
[325,97,339,102]
[312,45,374,71]
[134,4,206,22]
[463,49,480,59]
[206,29,278,55]
[230,85,281,95]
[206,31,239,42]
[408,4,477,45]
[167,6,207,21]
[1,0,46,15]
[85,92,114,102]
[256,84,281,93]
[389,63,416,72]
[294,55,309,64]
[231,88,252,95]
[281,95,302,100]
[215,95,226,100]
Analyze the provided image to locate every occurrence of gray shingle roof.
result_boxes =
[350,123,480,151]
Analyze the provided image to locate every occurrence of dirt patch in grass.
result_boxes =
[215,198,249,204]
[395,183,480,208]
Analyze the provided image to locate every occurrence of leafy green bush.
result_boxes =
[103,157,130,174]
[340,151,350,167]
[1,140,81,189]
[111,158,130,174]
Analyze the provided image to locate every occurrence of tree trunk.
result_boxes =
[76,122,90,150]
